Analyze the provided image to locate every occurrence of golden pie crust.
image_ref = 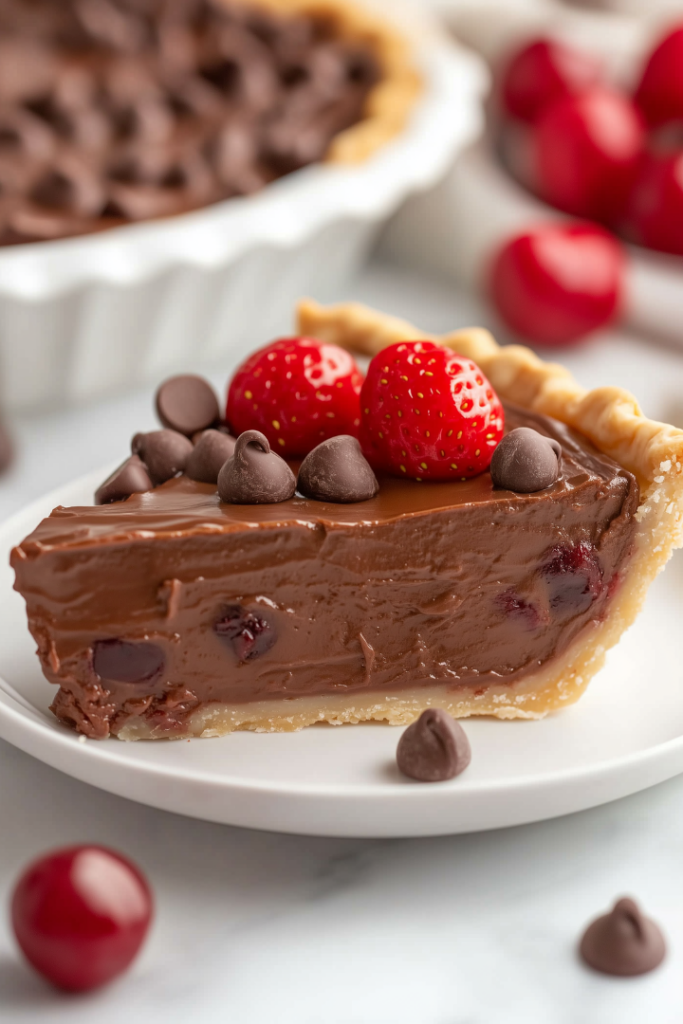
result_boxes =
[291,300,683,721]
[236,0,422,164]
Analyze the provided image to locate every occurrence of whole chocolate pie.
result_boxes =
[11,301,683,739]
[0,0,419,245]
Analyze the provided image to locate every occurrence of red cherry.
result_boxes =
[624,149,683,255]
[501,38,601,124]
[360,341,504,481]
[534,87,645,223]
[227,336,363,457]
[634,25,683,128]
[490,223,625,346]
[11,845,153,992]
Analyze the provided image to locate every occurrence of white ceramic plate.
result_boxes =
[0,36,487,413]
[2,469,683,838]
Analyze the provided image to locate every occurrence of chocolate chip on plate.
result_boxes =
[132,429,193,486]
[490,427,562,493]
[95,455,153,505]
[155,374,220,437]
[297,435,379,503]
[186,429,236,484]
[396,708,471,782]
[579,897,666,976]
[217,429,296,504]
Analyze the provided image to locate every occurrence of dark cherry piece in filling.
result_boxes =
[93,639,165,683]
[498,589,542,630]
[214,606,276,662]
[542,542,604,617]
[499,541,605,627]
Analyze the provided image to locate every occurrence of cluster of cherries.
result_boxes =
[490,24,683,345]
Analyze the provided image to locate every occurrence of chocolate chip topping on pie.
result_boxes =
[0,0,418,245]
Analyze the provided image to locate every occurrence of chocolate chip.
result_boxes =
[155,374,220,437]
[132,429,193,485]
[217,429,296,504]
[579,898,666,976]
[95,455,152,504]
[93,639,165,684]
[396,709,471,783]
[192,423,233,445]
[490,427,562,493]
[297,435,379,503]
[186,429,236,484]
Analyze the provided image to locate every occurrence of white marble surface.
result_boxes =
[2,262,683,1022]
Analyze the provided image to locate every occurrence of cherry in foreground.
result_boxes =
[11,845,153,992]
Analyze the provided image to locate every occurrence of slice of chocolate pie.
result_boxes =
[11,302,683,739]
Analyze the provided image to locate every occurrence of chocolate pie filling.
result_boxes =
[0,0,380,245]
[11,404,639,739]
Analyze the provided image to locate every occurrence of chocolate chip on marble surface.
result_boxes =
[396,709,471,783]
[132,429,193,486]
[297,435,379,503]
[490,427,562,493]
[217,429,296,504]
[579,897,666,977]
[95,455,153,505]
[186,429,236,484]
[155,374,220,437]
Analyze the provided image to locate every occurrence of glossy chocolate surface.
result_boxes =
[12,404,640,738]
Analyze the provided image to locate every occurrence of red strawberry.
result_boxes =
[227,337,363,457]
[360,341,504,481]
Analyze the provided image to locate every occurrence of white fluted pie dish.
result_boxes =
[0,35,486,413]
